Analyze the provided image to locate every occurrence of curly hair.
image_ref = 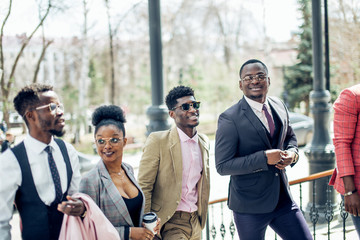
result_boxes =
[239,59,268,78]
[165,86,195,110]
[13,83,53,124]
[92,105,126,136]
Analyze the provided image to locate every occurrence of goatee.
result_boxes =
[50,129,65,137]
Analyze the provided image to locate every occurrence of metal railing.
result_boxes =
[204,169,356,240]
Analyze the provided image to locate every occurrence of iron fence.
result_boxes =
[204,169,357,240]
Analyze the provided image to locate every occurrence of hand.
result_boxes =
[130,227,155,240]
[345,192,360,217]
[153,218,161,234]
[275,150,295,170]
[57,195,86,216]
[265,149,282,165]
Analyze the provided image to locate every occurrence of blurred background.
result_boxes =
[0,0,358,153]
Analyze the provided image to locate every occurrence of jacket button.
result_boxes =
[275,173,279,176]
[176,201,179,204]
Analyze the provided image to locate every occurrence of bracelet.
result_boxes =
[344,189,357,197]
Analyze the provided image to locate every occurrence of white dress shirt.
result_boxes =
[0,134,81,240]
[244,96,274,133]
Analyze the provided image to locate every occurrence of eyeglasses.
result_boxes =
[171,101,201,111]
[241,74,267,83]
[95,137,123,146]
[35,103,64,115]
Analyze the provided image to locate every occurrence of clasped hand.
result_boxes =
[265,149,296,170]
[57,195,86,216]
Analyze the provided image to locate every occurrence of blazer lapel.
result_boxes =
[268,97,286,147]
[197,135,209,214]
[241,99,271,148]
[98,161,133,226]
[198,136,209,180]
[122,163,145,221]
[169,127,183,185]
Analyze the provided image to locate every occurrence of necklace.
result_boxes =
[109,169,125,180]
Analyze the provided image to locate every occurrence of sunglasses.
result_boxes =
[171,101,201,111]
[35,103,64,115]
[241,74,267,83]
[95,137,123,146]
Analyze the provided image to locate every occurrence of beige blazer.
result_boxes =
[138,127,210,230]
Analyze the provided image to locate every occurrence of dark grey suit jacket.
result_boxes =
[215,96,298,214]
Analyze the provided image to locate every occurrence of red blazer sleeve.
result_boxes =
[333,87,360,178]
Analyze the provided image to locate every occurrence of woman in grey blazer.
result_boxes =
[80,105,159,240]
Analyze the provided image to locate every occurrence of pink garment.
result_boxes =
[176,128,203,212]
[59,193,121,240]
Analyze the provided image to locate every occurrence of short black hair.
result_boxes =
[165,86,195,110]
[13,83,53,124]
[92,105,126,137]
[239,59,268,78]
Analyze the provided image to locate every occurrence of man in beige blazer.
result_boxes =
[138,86,210,240]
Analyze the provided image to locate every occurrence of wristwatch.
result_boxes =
[344,189,357,197]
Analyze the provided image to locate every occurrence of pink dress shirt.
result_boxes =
[176,128,203,213]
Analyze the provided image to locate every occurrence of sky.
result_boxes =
[1,0,301,42]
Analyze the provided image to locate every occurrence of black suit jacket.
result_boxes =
[215,96,298,213]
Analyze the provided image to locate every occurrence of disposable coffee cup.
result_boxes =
[143,212,158,234]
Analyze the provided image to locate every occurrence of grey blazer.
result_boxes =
[215,96,298,214]
[80,160,145,240]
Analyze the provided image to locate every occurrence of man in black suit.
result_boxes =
[215,59,312,240]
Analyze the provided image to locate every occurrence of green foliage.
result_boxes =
[283,0,312,113]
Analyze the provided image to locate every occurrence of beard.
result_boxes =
[49,129,65,137]
[39,115,65,137]
[249,94,264,100]
[188,121,199,128]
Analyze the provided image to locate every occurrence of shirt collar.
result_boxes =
[244,95,270,113]
[24,134,56,154]
[176,127,198,143]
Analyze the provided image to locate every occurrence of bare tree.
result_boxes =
[104,0,115,104]
[73,0,90,144]
[103,0,143,104]
[0,0,52,126]
[202,0,247,70]
[329,0,360,89]
[33,1,54,83]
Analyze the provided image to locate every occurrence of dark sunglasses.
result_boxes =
[171,101,201,111]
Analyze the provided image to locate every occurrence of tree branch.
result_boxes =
[0,0,13,89]
[7,0,52,92]
[33,39,53,83]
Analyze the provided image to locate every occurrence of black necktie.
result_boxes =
[262,104,275,137]
[44,146,63,204]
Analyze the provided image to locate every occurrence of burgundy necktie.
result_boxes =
[44,146,63,204]
[262,104,275,137]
